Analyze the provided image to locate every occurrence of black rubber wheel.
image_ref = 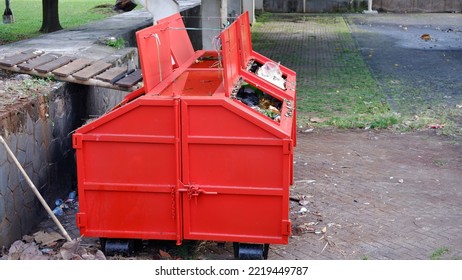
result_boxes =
[233,243,270,260]
[103,239,135,257]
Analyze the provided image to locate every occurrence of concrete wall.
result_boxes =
[0,81,132,249]
[0,84,87,249]
[374,0,462,13]
[256,0,264,10]
[181,5,203,50]
[263,0,367,13]
[201,0,225,50]
[228,0,242,19]
[262,0,461,12]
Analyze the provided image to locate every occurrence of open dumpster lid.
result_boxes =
[157,13,195,68]
[237,11,253,68]
[136,13,198,93]
[221,17,242,97]
[136,22,173,92]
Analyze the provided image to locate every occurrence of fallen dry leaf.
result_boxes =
[420,34,431,41]
[60,238,105,260]
[290,195,306,202]
[299,200,310,206]
[7,240,48,260]
[310,117,329,123]
[22,235,35,243]
[159,249,172,259]
[33,231,64,246]
[295,223,316,235]
[95,250,107,260]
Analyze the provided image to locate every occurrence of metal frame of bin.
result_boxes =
[73,12,296,259]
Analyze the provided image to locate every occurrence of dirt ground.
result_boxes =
[0,70,59,114]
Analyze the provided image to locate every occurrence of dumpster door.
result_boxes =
[180,98,291,245]
[74,98,183,242]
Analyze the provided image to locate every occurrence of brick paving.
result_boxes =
[34,14,462,260]
[274,130,462,260]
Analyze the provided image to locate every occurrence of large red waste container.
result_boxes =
[73,12,296,259]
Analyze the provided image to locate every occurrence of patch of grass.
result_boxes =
[105,37,126,49]
[396,105,462,136]
[251,16,462,136]
[430,247,449,260]
[328,112,400,129]
[0,0,117,45]
[298,42,392,127]
[379,78,462,137]
[255,11,273,24]
[432,159,448,167]
[9,76,55,92]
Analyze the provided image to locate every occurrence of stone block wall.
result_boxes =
[0,83,87,249]
[0,80,132,250]
[374,0,462,13]
[263,0,368,13]
[262,0,461,13]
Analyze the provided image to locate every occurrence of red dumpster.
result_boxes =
[73,12,296,259]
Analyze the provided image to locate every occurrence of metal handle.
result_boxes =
[193,189,218,196]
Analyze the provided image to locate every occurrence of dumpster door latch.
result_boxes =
[188,185,217,205]
[179,182,218,204]
[189,186,218,197]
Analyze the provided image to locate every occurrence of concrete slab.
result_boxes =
[0,10,153,58]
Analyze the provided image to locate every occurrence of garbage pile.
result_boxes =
[235,83,283,122]
[1,233,105,260]
[255,61,286,90]
[51,191,77,217]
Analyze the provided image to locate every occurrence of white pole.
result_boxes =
[364,0,378,14]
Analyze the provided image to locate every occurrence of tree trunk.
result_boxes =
[40,0,62,33]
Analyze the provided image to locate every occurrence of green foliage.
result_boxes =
[430,247,449,260]
[328,113,400,130]
[255,11,273,24]
[0,0,117,45]
[106,37,126,49]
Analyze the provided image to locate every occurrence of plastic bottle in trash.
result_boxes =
[55,199,64,206]
[67,191,77,203]
[52,206,64,216]
[68,191,76,200]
